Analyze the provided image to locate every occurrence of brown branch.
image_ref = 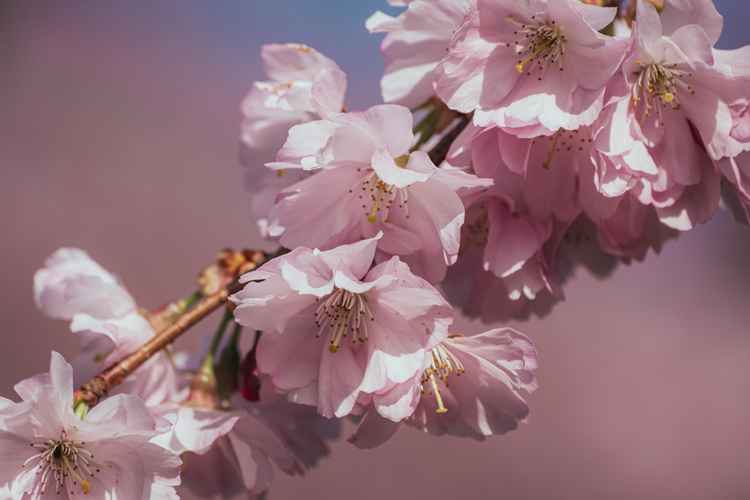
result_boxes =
[428,114,471,166]
[74,249,271,408]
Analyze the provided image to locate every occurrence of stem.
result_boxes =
[209,309,234,357]
[75,285,235,407]
[228,322,243,347]
[428,114,471,166]
[74,249,273,408]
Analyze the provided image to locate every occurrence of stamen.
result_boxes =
[631,62,694,126]
[506,16,566,78]
[23,430,104,497]
[420,342,466,414]
[315,288,374,353]
[359,172,409,224]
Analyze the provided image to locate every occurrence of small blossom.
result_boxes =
[366,0,475,107]
[350,328,538,448]
[241,43,347,153]
[0,352,181,499]
[231,234,453,419]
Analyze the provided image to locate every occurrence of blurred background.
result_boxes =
[2,1,750,499]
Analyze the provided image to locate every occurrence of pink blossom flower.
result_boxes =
[0,352,181,499]
[435,0,628,134]
[366,0,475,107]
[153,378,338,499]
[230,234,453,419]
[34,248,178,407]
[240,43,347,241]
[267,104,482,282]
[240,43,347,153]
[593,0,750,230]
[350,328,538,448]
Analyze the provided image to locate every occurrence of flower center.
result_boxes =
[631,62,695,124]
[507,17,566,78]
[314,288,374,353]
[355,172,410,224]
[420,342,466,414]
[22,430,103,496]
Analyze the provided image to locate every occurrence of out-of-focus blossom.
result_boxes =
[34,248,178,407]
[267,104,482,282]
[240,43,348,241]
[231,234,453,420]
[34,248,134,321]
[350,328,538,448]
[435,0,628,134]
[0,352,181,499]
[366,0,475,107]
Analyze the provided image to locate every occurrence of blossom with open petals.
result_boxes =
[0,352,181,499]
[593,0,750,230]
[435,0,628,134]
[267,104,482,282]
[231,234,453,419]
[350,328,538,448]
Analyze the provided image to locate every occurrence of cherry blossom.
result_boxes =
[231,234,453,419]
[240,43,347,153]
[350,328,538,448]
[593,0,750,230]
[435,0,629,134]
[267,104,483,282]
[0,352,181,499]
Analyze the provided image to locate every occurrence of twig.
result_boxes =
[74,249,271,407]
[428,114,471,165]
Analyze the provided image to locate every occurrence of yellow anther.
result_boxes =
[276,169,286,177]
[515,62,526,74]
[429,373,448,414]
[394,154,409,168]
[662,92,674,103]
[82,480,91,495]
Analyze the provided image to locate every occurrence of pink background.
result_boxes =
[2,2,750,499]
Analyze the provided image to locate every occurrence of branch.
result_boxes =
[74,249,270,407]
[428,114,471,166]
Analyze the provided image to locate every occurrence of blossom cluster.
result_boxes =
[4,1,748,498]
